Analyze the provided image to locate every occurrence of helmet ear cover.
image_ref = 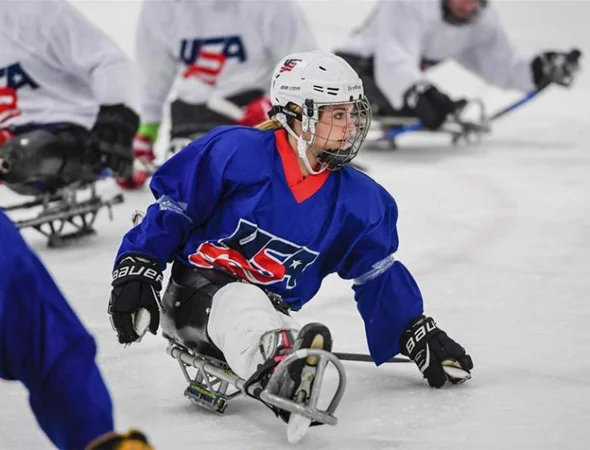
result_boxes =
[268,104,302,123]
[268,100,319,134]
[304,99,315,120]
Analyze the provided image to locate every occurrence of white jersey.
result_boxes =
[136,0,317,123]
[336,0,535,109]
[0,0,135,130]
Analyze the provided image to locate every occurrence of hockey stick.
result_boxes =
[333,351,471,383]
[384,49,582,141]
[488,49,580,121]
[207,96,245,122]
[486,86,549,122]
[333,352,411,364]
[383,121,424,139]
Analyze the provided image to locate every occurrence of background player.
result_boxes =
[335,0,581,130]
[0,0,139,192]
[122,0,317,188]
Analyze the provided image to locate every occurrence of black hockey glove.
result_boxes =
[404,83,467,130]
[400,315,473,388]
[531,49,582,89]
[108,254,163,344]
[91,104,139,178]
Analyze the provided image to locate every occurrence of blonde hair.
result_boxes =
[256,118,283,131]
[256,103,300,131]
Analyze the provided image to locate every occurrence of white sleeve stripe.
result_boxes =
[353,253,396,286]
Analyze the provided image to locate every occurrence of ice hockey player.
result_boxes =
[120,0,317,188]
[107,51,474,432]
[0,0,139,194]
[0,210,152,450]
[335,0,582,130]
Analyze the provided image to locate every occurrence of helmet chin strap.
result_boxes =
[276,112,328,176]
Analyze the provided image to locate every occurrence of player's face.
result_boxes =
[447,0,482,19]
[310,103,356,152]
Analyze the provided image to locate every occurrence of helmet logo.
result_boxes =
[279,58,302,73]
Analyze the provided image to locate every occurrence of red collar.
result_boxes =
[274,129,330,203]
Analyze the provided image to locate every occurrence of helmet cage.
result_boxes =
[269,95,372,171]
[269,51,374,174]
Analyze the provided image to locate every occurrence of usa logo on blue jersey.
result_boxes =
[188,219,318,289]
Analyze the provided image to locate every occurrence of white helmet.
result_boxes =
[269,51,371,174]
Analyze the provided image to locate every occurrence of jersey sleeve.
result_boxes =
[44,1,136,109]
[116,128,247,268]
[373,1,425,109]
[338,188,424,365]
[0,211,113,449]
[135,1,178,123]
[263,1,318,64]
[456,9,535,92]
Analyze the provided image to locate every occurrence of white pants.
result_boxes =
[207,282,300,379]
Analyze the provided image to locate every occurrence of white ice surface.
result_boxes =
[1,1,590,449]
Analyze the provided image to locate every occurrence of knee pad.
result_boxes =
[0,129,65,194]
[0,126,95,195]
[160,264,235,360]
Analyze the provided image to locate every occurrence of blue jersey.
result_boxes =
[0,210,113,449]
[118,126,424,364]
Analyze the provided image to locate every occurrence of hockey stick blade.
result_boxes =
[133,308,151,342]
[442,359,471,383]
[131,209,145,226]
